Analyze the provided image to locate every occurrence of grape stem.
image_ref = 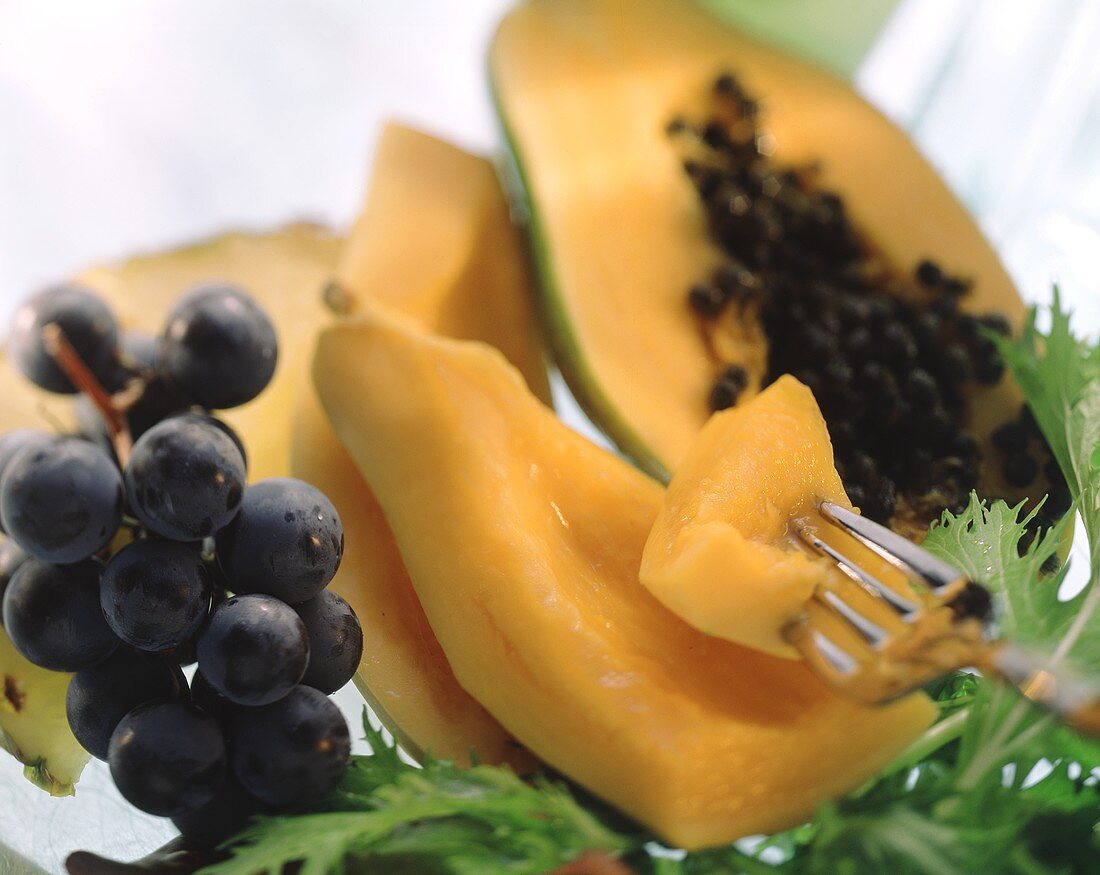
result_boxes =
[41,323,134,465]
[322,280,358,316]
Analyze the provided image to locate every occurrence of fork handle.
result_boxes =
[983,644,1100,736]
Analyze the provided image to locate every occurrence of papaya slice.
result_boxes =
[292,122,546,768]
[332,122,551,406]
[490,0,1028,521]
[292,390,534,771]
[640,375,915,658]
[641,376,848,657]
[313,301,935,849]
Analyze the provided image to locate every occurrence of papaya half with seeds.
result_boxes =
[490,0,1032,529]
[313,300,934,849]
[293,122,546,769]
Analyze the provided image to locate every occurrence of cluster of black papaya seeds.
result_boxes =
[670,71,1062,531]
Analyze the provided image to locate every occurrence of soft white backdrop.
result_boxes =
[0,0,514,325]
[1,1,1099,872]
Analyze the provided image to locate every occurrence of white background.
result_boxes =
[0,0,514,323]
[1,0,1099,872]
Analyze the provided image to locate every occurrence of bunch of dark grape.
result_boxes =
[0,282,363,846]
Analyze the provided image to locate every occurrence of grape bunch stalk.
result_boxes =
[0,283,363,845]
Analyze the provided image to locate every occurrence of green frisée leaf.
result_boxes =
[199,718,631,875]
[997,288,1100,564]
[996,291,1100,674]
[924,494,1072,647]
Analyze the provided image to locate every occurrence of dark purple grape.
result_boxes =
[66,650,187,760]
[230,685,350,807]
[158,284,277,409]
[7,286,119,394]
[124,413,245,541]
[193,413,248,474]
[0,430,53,533]
[0,536,28,625]
[108,701,226,816]
[0,429,52,482]
[2,558,117,671]
[296,590,362,694]
[172,776,268,848]
[189,669,236,728]
[0,436,123,563]
[100,540,212,652]
[196,595,309,706]
[217,478,342,604]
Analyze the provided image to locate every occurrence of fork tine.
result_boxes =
[788,505,1100,734]
[795,523,921,616]
[788,590,969,704]
[784,617,861,680]
[817,588,891,646]
[819,501,967,593]
[784,603,904,703]
[806,628,861,676]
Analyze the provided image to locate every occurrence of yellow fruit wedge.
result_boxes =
[292,122,549,767]
[0,633,87,795]
[292,390,535,771]
[332,122,551,406]
[313,301,935,849]
[641,376,856,657]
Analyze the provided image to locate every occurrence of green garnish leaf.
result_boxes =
[924,494,1071,646]
[199,716,630,875]
[998,288,1100,568]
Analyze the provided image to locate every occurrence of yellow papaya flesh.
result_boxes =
[292,122,547,768]
[333,122,551,407]
[314,303,935,849]
[292,388,534,771]
[641,376,853,657]
[0,633,88,795]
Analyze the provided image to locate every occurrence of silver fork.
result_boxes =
[785,501,1100,736]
